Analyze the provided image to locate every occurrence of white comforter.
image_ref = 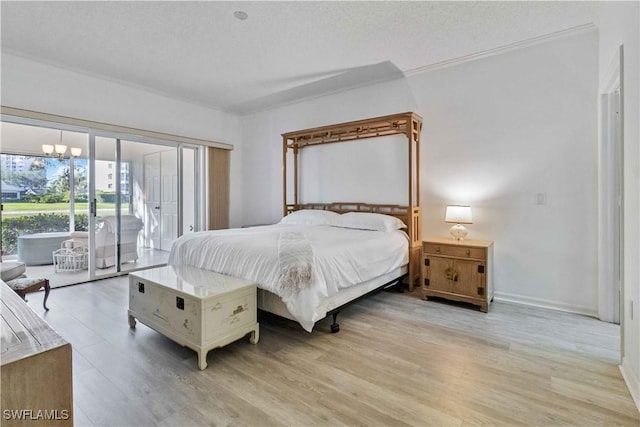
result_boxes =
[168,224,408,331]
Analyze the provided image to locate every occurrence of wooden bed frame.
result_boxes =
[282,112,422,291]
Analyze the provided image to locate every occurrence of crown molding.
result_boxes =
[405,23,598,76]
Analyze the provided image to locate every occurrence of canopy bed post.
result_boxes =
[406,115,422,291]
[282,135,287,217]
[294,144,300,209]
[282,112,423,291]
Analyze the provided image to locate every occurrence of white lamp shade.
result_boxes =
[42,144,54,155]
[445,205,473,224]
[54,144,67,155]
[70,147,82,157]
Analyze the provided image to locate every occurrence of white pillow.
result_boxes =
[279,209,339,225]
[330,212,406,232]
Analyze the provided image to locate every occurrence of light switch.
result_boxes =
[535,193,547,205]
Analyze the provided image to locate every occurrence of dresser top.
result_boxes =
[130,265,255,299]
[424,236,493,248]
[1,281,69,366]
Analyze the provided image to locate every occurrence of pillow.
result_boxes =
[279,209,339,225]
[329,212,406,232]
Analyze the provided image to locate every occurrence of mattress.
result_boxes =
[168,223,408,331]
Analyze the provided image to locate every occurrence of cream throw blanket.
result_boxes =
[277,231,315,297]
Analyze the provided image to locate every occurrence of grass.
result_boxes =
[1,202,130,216]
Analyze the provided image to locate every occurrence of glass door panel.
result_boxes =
[0,122,89,287]
[120,140,169,271]
[92,136,119,279]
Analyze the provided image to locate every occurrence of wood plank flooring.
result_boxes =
[22,276,639,426]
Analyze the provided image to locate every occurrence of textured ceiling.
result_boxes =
[1,1,597,114]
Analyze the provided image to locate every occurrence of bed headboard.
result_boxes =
[286,202,411,230]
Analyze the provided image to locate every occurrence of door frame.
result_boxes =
[597,46,624,332]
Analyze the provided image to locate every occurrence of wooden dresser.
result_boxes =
[422,237,494,312]
[1,281,73,426]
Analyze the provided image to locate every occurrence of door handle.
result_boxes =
[189,225,194,231]
[154,206,161,210]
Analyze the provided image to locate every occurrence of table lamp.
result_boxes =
[445,205,473,240]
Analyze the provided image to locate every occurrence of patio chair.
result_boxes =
[70,215,144,268]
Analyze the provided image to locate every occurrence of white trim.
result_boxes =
[1,106,233,150]
[493,291,598,318]
[601,48,623,93]
[405,23,597,76]
[619,357,640,413]
[598,88,622,324]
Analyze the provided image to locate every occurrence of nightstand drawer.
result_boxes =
[423,243,485,259]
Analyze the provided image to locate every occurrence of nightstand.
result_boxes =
[422,237,494,312]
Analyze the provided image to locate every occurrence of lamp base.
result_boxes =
[449,223,468,241]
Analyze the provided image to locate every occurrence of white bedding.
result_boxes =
[168,223,408,331]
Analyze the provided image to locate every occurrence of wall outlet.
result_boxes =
[535,192,547,205]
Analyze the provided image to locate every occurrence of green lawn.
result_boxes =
[1,202,130,216]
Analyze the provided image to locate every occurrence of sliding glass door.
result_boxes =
[1,117,203,288]
[90,137,187,278]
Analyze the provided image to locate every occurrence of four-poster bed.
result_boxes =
[282,112,422,290]
[169,112,422,333]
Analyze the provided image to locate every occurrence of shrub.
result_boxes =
[97,192,116,203]
[1,213,88,256]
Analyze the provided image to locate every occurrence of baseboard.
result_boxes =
[619,357,640,413]
[493,291,598,318]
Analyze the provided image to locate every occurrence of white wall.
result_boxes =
[595,1,640,411]
[241,77,418,226]
[411,30,599,314]
[241,30,599,317]
[1,53,244,227]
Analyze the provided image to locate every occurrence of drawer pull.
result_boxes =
[466,249,471,256]
[232,304,247,315]
[445,267,455,281]
[435,247,441,253]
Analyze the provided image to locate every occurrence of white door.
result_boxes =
[160,150,178,250]
[144,152,161,249]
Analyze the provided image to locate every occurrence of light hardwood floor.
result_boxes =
[22,277,639,426]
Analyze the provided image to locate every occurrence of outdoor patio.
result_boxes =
[3,247,169,288]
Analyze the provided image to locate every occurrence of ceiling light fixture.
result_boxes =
[233,11,248,21]
[42,130,82,161]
